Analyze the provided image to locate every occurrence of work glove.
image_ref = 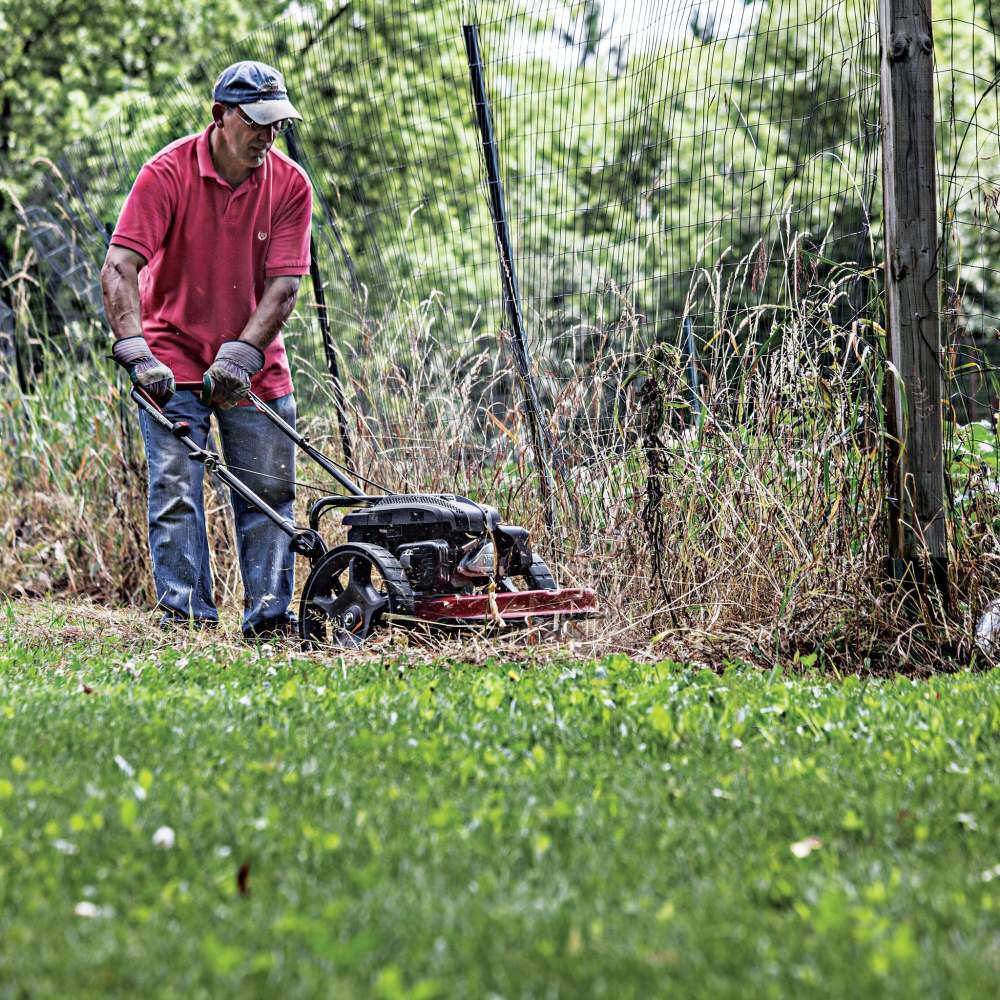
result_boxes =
[111,335,175,404]
[204,341,265,409]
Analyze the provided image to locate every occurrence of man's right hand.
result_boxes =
[111,335,176,404]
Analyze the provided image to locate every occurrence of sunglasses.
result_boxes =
[232,106,294,135]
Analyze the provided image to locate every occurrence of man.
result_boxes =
[101,61,312,639]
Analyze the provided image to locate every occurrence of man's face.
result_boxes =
[215,104,280,168]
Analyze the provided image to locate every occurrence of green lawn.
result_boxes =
[0,605,998,998]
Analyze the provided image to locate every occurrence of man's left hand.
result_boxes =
[205,341,266,408]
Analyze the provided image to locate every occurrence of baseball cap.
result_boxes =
[212,61,302,125]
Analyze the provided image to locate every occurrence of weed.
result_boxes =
[2,227,999,670]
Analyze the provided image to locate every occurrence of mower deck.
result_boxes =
[412,587,598,625]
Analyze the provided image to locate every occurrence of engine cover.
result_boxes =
[343,493,502,541]
[341,493,534,594]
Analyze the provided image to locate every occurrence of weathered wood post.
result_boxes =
[878,0,948,603]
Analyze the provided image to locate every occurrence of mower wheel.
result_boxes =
[499,553,558,593]
[299,542,414,649]
[524,554,557,591]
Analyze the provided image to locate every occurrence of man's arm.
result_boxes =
[238,275,301,353]
[100,245,147,342]
[101,244,175,403]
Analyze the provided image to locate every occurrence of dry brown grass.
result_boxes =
[3,234,998,672]
[5,597,607,675]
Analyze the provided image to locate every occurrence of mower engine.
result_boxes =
[344,494,530,591]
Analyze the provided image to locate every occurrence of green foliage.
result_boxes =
[1,0,886,361]
[951,419,1000,479]
[0,615,997,995]
[3,0,997,368]
[0,0,293,296]
[0,0,291,168]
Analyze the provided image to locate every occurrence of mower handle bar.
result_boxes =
[130,384,333,560]
[174,379,367,498]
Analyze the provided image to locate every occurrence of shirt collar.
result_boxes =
[196,123,264,194]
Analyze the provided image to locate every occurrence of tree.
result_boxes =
[0,0,293,271]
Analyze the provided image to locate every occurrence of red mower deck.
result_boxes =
[413,587,598,624]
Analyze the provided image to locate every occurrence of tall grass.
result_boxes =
[3,229,998,670]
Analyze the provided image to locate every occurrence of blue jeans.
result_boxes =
[138,391,297,636]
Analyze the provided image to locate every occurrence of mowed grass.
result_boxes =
[0,609,998,997]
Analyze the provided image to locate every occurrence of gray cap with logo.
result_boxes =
[212,61,303,125]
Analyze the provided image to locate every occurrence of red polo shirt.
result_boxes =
[111,123,312,401]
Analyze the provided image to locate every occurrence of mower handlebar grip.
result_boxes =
[174,378,214,405]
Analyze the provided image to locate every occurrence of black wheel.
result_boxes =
[498,553,558,594]
[299,543,414,649]
[525,554,557,591]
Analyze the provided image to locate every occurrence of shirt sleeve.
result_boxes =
[265,171,312,277]
[110,159,177,264]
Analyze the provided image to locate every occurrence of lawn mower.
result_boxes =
[129,381,598,648]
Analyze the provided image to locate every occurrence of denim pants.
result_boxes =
[138,390,297,636]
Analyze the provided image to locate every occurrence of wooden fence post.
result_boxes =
[879,0,948,602]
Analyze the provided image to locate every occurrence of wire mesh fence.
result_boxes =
[5,0,1000,647]
[13,1,891,446]
[936,0,1000,423]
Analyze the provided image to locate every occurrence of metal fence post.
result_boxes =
[464,23,560,534]
[284,128,355,466]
